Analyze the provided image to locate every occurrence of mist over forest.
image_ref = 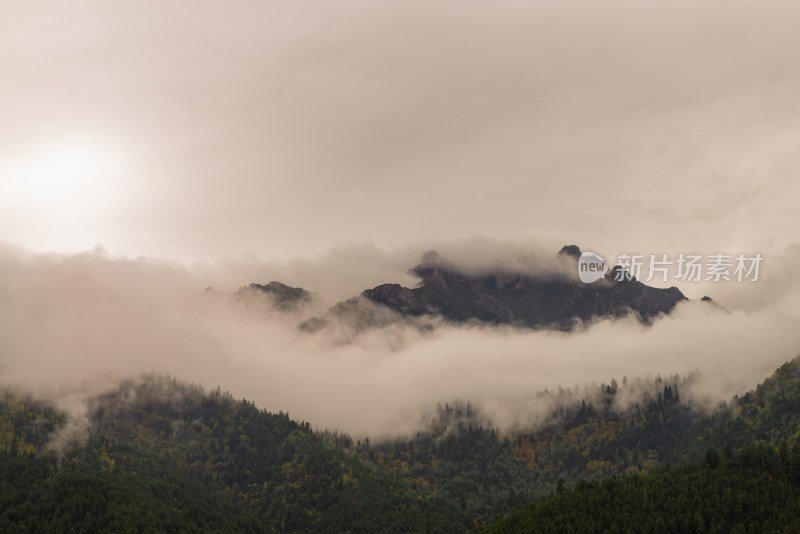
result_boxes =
[3,0,800,531]
[2,239,798,439]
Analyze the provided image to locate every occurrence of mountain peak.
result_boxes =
[608,265,636,283]
[354,247,687,330]
[418,250,448,268]
[558,245,582,259]
[235,281,314,311]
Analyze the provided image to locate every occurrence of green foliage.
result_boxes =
[0,440,267,533]
[87,376,469,533]
[365,412,550,524]
[361,356,800,526]
[484,441,800,534]
[0,391,65,455]
[2,356,800,532]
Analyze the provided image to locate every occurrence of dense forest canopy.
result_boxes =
[2,356,800,532]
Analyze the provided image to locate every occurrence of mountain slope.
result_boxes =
[3,356,800,532]
[367,356,800,523]
[233,281,315,312]
[87,376,469,533]
[484,441,800,534]
[310,246,687,332]
[0,442,268,533]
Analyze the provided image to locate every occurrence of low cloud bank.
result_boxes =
[0,239,798,438]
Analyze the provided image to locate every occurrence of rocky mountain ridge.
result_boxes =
[299,245,688,333]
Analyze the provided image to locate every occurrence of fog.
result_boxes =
[1,240,798,438]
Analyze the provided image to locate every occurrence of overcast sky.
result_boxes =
[3,2,800,436]
[1,0,799,263]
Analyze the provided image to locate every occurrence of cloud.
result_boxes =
[0,240,797,439]
[1,1,799,260]
[1,0,799,440]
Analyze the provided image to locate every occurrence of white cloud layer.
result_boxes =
[1,241,797,438]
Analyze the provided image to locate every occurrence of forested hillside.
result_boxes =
[0,441,267,532]
[364,356,800,524]
[1,356,799,532]
[87,378,469,533]
[484,441,800,534]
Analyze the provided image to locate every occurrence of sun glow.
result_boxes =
[0,137,130,252]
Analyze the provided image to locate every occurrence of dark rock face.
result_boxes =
[362,247,687,329]
[361,284,431,316]
[235,281,314,312]
[700,295,727,312]
[299,295,403,335]
[558,244,582,259]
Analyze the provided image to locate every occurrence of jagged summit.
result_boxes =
[608,264,637,283]
[245,281,307,296]
[558,244,582,259]
[357,246,686,329]
[417,250,448,268]
[700,295,727,312]
[234,281,314,312]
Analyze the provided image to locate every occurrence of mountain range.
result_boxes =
[246,245,691,334]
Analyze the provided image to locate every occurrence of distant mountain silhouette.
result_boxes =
[303,245,687,332]
[233,281,315,312]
